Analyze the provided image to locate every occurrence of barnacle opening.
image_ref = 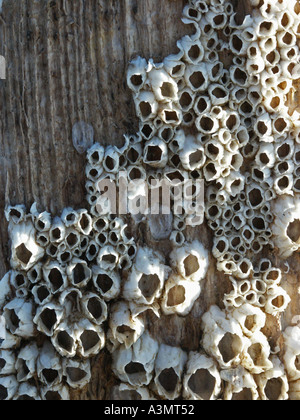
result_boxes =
[138,274,160,300]
[0,386,8,401]
[287,219,300,243]
[57,331,74,353]
[96,274,113,294]
[66,367,87,383]
[184,254,200,277]
[231,388,253,401]
[167,285,186,307]
[15,244,33,266]
[158,367,178,394]
[40,308,57,334]
[80,330,100,352]
[124,362,147,384]
[265,378,283,401]
[218,333,242,364]
[188,369,216,400]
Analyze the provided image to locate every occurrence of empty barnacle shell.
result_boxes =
[86,143,105,167]
[43,261,68,295]
[0,271,12,311]
[147,67,179,102]
[108,301,145,350]
[76,319,105,358]
[271,195,300,257]
[232,304,266,338]
[51,321,77,358]
[112,331,159,387]
[265,285,291,315]
[283,324,300,382]
[49,217,66,244]
[127,56,148,93]
[221,366,259,400]
[40,384,70,401]
[183,352,222,400]
[16,342,39,383]
[256,356,289,400]
[33,302,64,337]
[37,340,63,387]
[0,349,16,375]
[63,358,91,389]
[170,240,208,282]
[123,247,169,305]
[5,205,27,224]
[14,382,41,400]
[0,375,19,400]
[185,63,209,92]
[81,292,107,325]
[111,383,152,401]
[242,331,273,374]
[153,344,187,400]
[4,298,36,339]
[97,245,119,271]
[202,305,246,369]
[143,137,168,168]
[134,91,158,122]
[161,274,201,317]
[92,266,121,301]
[179,135,206,171]
[67,258,92,288]
[9,219,45,271]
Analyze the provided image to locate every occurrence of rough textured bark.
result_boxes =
[0,0,299,400]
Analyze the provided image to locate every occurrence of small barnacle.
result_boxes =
[161,274,201,317]
[111,383,152,401]
[112,332,159,387]
[4,298,36,339]
[5,205,26,225]
[183,352,222,400]
[154,344,187,400]
[36,340,63,387]
[0,376,18,401]
[67,258,92,288]
[81,292,107,325]
[0,349,16,375]
[16,342,39,382]
[283,325,300,382]
[92,266,121,301]
[14,382,41,400]
[256,356,289,400]
[143,137,168,168]
[127,56,148,93]
[76,319,106,358]
[9,220,45,272]
[170,240,209,282]
[221,366,259,400]
[33,302,64,337]
[63,358,91,389]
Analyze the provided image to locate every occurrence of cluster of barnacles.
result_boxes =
[1,0,300,400]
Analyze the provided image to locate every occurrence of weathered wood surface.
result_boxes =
[0,0,299,400]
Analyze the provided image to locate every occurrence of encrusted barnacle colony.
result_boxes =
[1,0,300,401]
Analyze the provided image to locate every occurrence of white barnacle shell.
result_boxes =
[256,356,289,400]
[5,205,27,225]
[0,375,19,400]
[43,261,67,295]
[127,56,148,93]
[51,321,77,358]
[112,383,152,401]
[143,137,168,168]
[37,340,63,387]
[232,304,266,338]
[49,217,66,244]
[76,209,93,235]
[163,51,186,79]
[134,90,158,122]
[86,142,105,167]
[16,343,39,383]
[76,318,105,358]
[283,324,300,382]
[265,285,291,315]
[67,258,92,288]
[112,331,159,387]
[14,382,41,400]
[9,219,44,271]
[170,240,208,282]
[271,195,300,257]
[97,245,119,271]
[147,67,179,102]
[0,271,12,311]
[179,135,206,171]
[154,344,187,400]
[0,349,16,375]
[177,35,204,65]
[201,305,246,369]
[40,384,70,401]
[161,274,201,317]
[242,331,273,374]
[123,247,168,305]
[81,292,107,325]
[4,298,36,339]
[92,266,121,301]
[183,352,222,400]
[33,302,64,337]
[185,63,209,92]
[63,358,91,389]
[108,301,145,351]
[221,366,259,400]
